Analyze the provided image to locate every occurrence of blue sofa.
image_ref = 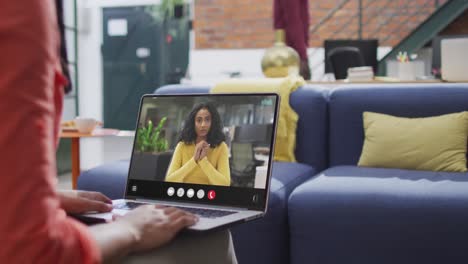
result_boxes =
[78,83,468,264]
[289,84,468,264]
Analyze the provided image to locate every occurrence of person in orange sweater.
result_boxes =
[0,1,236,263]
[166,102,231,186]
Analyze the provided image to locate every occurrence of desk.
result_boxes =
[60,128,131,189]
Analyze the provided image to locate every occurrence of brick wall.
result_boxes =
[194,0,450,49]
[194,0,274,49]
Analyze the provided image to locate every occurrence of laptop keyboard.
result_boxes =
[113,201,236,219]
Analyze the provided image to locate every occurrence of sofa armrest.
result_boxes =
[290,85,329,170]
[77,160,129,199]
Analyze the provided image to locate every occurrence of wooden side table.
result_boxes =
[60,128,125,189]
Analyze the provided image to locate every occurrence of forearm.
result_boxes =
[89,222,137,263]
[198,158,231,186]
[166,158,198,182]
[0,1,100,262]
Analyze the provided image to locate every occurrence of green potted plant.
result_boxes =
[143,0,190,62]
[144,0,186,21]
[131,117,173,181]
[136,117,169,153]
[161,0,186,19]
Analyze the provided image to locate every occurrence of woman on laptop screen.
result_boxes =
[166,102,231,186]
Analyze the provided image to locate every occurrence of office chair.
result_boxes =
[129,150,173,181]
[327,46,365,80]
[154,151,173,181]
[229,142,264,187]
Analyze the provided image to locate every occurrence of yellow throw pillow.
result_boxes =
[211,76,305,162]
[358,111,468,172]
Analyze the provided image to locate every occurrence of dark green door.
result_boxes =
[102,6,190,130]
[102,6,162,130]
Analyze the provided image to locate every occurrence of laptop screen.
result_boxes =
[125,93,279,210]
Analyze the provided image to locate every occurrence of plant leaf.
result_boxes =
[146,120,153,139]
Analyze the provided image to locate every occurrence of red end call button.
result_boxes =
[208,190,216,200]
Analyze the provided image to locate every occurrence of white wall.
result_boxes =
[77,0,164,120]
[185,47,392,85]
[76,0,163,169]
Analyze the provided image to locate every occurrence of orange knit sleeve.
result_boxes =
[0,0,100,263]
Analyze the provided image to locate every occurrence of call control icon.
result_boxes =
[208,190,216,200]
[187,189,194,198]
[177,188,185,197]
[197,189,205,199]
[167,187,175,197]
[252,194,259,203]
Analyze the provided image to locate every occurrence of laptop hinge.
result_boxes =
[135,198,250,211]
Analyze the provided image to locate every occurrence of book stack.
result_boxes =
[347,66,374,81]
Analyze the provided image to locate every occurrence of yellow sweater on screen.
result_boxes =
[165,142,231,186]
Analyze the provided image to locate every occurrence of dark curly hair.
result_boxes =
[178,102,225,147]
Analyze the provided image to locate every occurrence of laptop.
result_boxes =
[441,37,468,82]
[84,93,279,231]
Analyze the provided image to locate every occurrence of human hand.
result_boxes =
[194,140,208,162]
[115,205,198,252]
[198,142,210,161]
[58,190,113,214]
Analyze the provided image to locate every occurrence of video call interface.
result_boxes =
[126,94,278,209]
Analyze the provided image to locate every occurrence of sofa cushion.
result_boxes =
[77,160,129,199]
[358,111,468,172]
[211,76,305,163]
[289,165,468,264]
[328,83,468,166]
[231,161,315,264]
